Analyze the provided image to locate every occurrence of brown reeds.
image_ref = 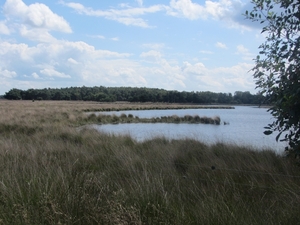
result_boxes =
[84,113,222,125]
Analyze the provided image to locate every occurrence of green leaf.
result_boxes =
[276,132,282,141]
[264,130,273,135]
[264,126,271,129]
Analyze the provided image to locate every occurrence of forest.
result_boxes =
[3,86,265,104]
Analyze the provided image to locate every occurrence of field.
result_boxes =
[0,100,299,224]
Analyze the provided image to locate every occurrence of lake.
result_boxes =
[90,106,287,153]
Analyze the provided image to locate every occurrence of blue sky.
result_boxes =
[0,0,264,95]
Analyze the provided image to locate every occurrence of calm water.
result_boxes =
[90,106,287,152]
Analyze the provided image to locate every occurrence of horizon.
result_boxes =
[0,0,264,95]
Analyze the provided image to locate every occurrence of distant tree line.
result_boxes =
[3,86,265,104]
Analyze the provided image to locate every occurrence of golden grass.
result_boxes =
[0,100,299,224]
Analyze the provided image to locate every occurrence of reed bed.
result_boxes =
[0,100,299,224]
[84,113,221,125]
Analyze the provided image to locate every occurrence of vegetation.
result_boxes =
[83,103,234,113]
[246,0,300,153]
[84,113,221,125]
[0,100,299,224]
[3,86,264,105]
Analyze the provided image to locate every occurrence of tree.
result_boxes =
[4,88,22,100]
[246,0,300,152]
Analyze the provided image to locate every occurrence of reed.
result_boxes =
[0,100,299,224]
[83,113,222,125]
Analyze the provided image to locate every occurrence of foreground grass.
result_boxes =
[0,100,299,224]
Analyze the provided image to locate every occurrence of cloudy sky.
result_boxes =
[0,0,264,95]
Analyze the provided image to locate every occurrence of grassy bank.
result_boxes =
[82,102,235,112]
[85,113,221,125]
[0,100,299,224]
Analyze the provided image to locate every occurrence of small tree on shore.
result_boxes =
[245,0,300,152]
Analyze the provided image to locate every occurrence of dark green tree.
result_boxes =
[246,0,300,151]
[4,88,22,100]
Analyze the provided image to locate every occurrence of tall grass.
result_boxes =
[0,100,299,224]
[84,113,221,125]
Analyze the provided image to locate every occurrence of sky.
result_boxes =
[0,0,265,95]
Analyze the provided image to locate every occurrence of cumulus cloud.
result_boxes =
[0,0,256,94]
[40,68,71,78]
[61,1,165,28]
[181,61,254,91]
[0,42,36,62]
[0,35,256,94]
[3,0,72,33]
[167,0,252,30]
[19,26,57,43]
[31,72,39,79]
[0,39,134,92]
[168,0,208,20]
[0,69,17,78]
[168,0,238,20]
[60,0,251,30]
[0,21,10,35]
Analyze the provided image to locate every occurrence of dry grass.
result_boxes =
[0,100,299,224]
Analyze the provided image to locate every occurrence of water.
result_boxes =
[90,106,287,152]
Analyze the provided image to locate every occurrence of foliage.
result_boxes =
[4,88,22,100]
[4,86,264,105]
[246,0,300,150]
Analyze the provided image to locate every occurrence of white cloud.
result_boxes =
[181,61,254,91]
[140,50,163,62]
[79,59,148,87]
[0,41,36,62]
[67,58,79,64]
[60,0,250,30]
[61,1,165,28]
[3,0,72,33]
[0,0,256,95]
[182,61,206,75]
[0,21,10,35]
[215,42,227,49]
[0,69,17,78]
[169,0,208,20]
[168,0,241,20]
[167,0,251,30]
[0,39,133,93]
[32,72,40,79]
[111,37,119,41]
[88,34,105,39]
[0,35,256,93]
[40,68,71,78]
[236,44,254,61]
[19,26,57,43]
